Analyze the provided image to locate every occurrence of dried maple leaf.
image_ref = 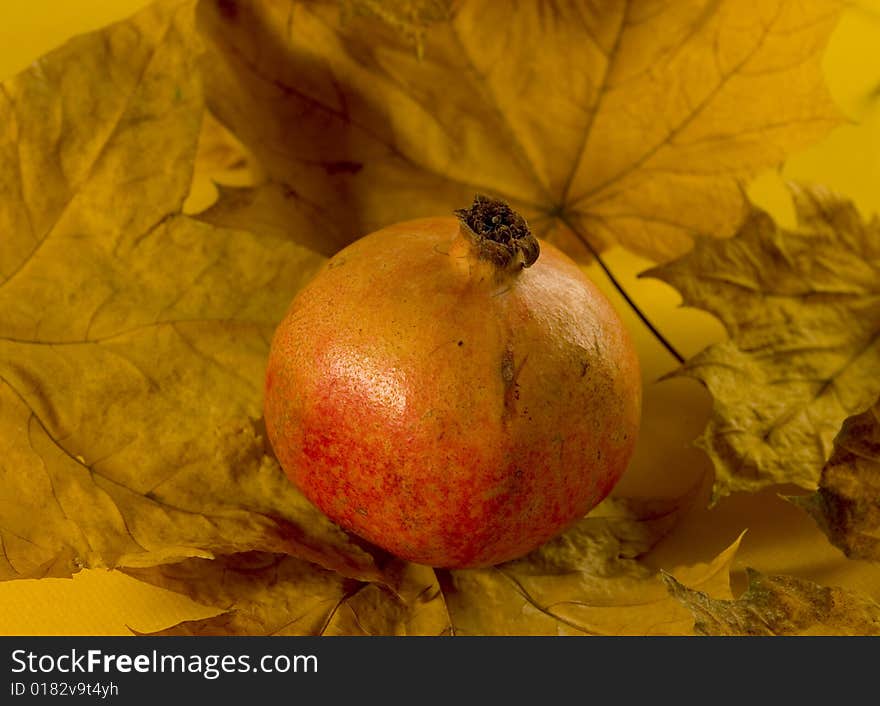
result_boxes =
[442,497,740,636]
[340,0,451,57]
[195,0,842,262]
[319,562,453,636]
[193,111,250,175]
[791,398,880,562]
[131,495,738,636]
[665,568,880,635]
[0,0,379,582]
[645,184,880,500]
[127,551,453,635]
[126,553,356,636]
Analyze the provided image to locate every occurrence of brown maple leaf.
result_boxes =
[666,568,880,635]
[792,398,880,562]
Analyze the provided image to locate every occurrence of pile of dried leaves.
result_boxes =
[1,0,878,635]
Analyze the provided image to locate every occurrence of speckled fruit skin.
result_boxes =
[264,216,641,568]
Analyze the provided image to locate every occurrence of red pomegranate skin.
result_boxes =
[264,216,641,568]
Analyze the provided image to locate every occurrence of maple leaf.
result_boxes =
[195,0,842,262]
[0,0,379,582]
[791,398,880,562]
[645,184,880,500]
[441,497,740,636]
[665,568,880,635]
[130,495,738,637]
[127,553,358,636]
[127,555,452,636]
[192,111,250,177]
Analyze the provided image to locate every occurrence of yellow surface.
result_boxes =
[1,1,879,635]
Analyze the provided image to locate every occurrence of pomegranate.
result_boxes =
[264,196,641,568]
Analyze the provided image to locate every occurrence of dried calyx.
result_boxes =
[455,195,540,269]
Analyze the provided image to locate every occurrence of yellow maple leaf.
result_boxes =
[128,555,455,635]
[127,552,357,636]
[0,0,379,582]
[442,497,740,636]
[645,183,880,500]
[194,0,842,262]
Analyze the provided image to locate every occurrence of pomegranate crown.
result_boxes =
[454,195,540,269]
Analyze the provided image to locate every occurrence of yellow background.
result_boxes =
[1,1,879,635]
